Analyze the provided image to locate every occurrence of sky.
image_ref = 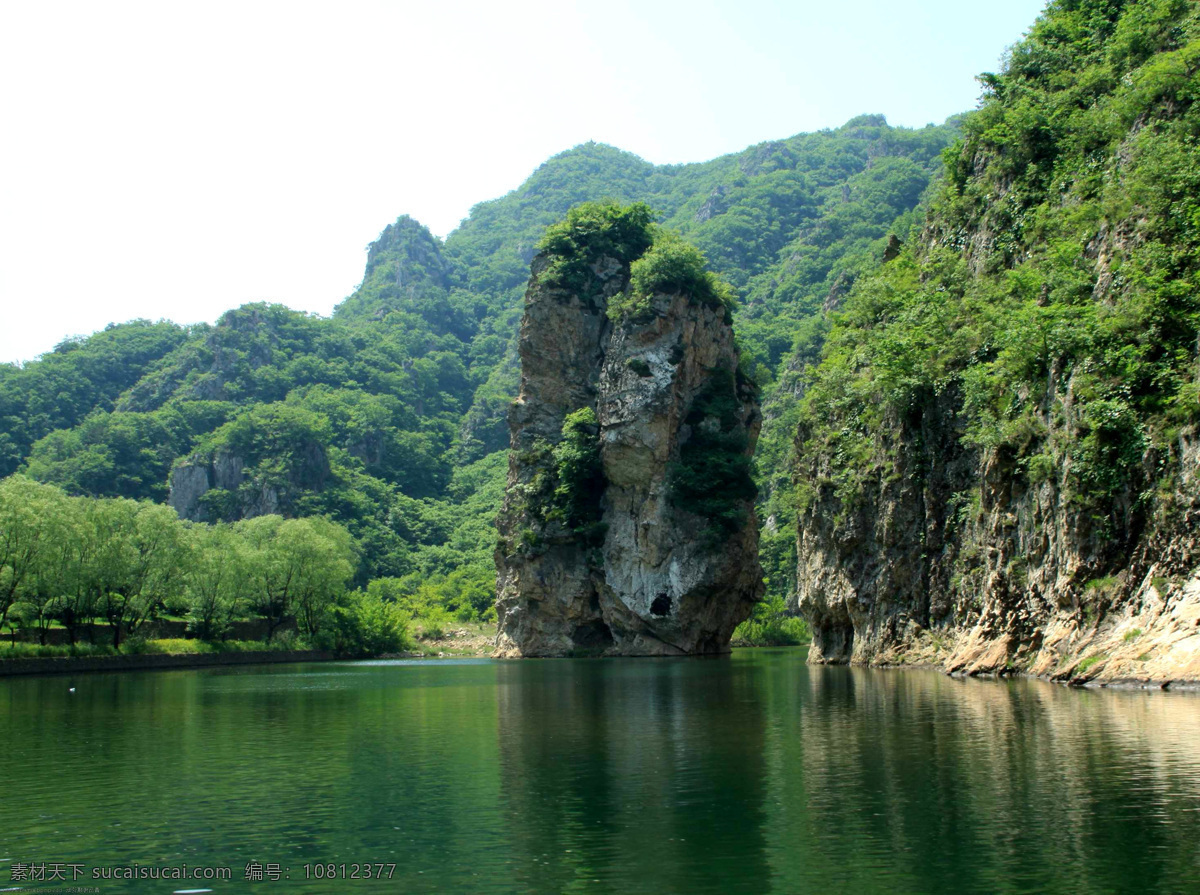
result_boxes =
[0,0,1048,365]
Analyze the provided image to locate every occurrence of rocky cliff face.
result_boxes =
[792,1,1200,685]
[495,253,762,657]
[169,441,329,523]
[796,397,1200,684]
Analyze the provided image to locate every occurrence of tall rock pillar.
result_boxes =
[495,209,762,657]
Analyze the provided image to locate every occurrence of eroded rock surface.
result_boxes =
[494,255,762,657]
[168,441,328,523]
[796,405,1200,685]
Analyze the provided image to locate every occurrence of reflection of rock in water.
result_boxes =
[767,664,1200,891]
[495,659,771,891]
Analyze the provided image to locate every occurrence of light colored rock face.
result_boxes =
[495,255,763,657]
[168,451,247,522]
[168,442,326,523]
[795,384,1200,685]
[168,464,213,521]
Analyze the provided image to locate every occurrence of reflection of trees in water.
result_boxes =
[764,662,1200,893]
[8,657,1198,894]
[334,664,506,882]
[496,658,771,893]
[1,666,510,893]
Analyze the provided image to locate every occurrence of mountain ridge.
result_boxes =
[0,112,960,632]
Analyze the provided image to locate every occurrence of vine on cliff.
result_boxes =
[548,407,606,540]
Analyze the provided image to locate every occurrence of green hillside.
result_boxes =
[0,114,959,639]
[802,0,1200,535]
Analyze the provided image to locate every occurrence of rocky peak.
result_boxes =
[363,215,452,286]
[494,203,763,657]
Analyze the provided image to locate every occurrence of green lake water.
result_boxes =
[2,649,1199,893]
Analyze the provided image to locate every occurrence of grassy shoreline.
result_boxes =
[0,638,299,660]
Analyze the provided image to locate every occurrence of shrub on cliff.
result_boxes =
[549,407,605,531]
[536,201,655,292]
[606,230,738,322]
[629,233,736,312]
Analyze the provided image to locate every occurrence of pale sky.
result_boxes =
[0,0,1047,365]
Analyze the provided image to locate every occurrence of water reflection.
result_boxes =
[1,653,1198,893]
[768,663,1200,894]
[496,658,769,892]
[0,664,510,893]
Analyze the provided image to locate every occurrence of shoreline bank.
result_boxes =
[0,649,336,676]
[812,657,1200,692]
[6,645,1197,692]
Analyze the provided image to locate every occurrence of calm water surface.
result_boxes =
[2,649,1200,893]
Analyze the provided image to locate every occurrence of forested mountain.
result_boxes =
[0,114,957,626]
[9,0,1196,675]
[0,321,191,482]
[794,0,1200,681]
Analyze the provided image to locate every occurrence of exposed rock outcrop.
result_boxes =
[795,394,1200,684]
[168,451,245,522]
[168,440,329,523]
[495,250,762,657]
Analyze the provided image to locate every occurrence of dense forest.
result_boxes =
[0,111,956,647]
[803,0,1200,517]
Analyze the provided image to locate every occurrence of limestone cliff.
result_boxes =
[495,210,762,657]
[169,439,329,523]
[792,1,1200,685]
[796,391,1200,685]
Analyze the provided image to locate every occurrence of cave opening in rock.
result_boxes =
[650,593,672,616]
[571,619,615,650]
